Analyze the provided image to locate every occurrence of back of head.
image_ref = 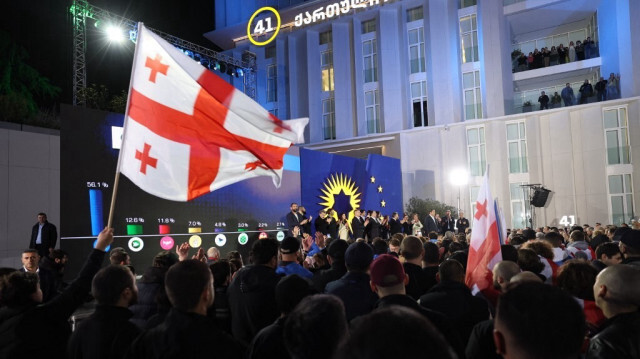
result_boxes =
[109,249,129,265]
[275,274,312,315]
[370,254,406,289]
[522,240,554,260]
[250,238,279,265]
[284,294,347,359]
[206,247,220,260]
[428,232,438,240]
[590,234,610,251]
[50,249,67,261]
[448,251,468,271]
[372,238,388,255]
[493,261,521,283]
[613,226,631,242]
[569,230,586,243]
[339,306,456,359]
[556,260,598,300]
[153,251,179,269]
[495,282,585,359]
[597,265,640,308]
[345,242,374,272]
[92,265,134,305]
[165,260,211,311]
[328,239,349,260]
[501,244,519,263]
[210,260,231,288]
[423,242,439,264]
[400,236,423,260]
[521,229,536,241]
[509,235,526,247]
[543,231,564,248]
[0,271,38,307]
[517,248,544,274]
[438,259,465,283]
[595,242,621,259]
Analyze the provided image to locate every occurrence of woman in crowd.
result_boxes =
[338,213,350,240]
[549,46,559,66]
[411,213,423,236]
[557,44,566,64]
[568,41,576,62]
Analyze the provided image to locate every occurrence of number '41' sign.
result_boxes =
[559,215,576,227]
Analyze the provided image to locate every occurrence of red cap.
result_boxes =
[370,254,406,287]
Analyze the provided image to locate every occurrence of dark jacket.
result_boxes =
[312,259,347,293]
[208,286,231,334]
[246,317,289,359]
[68,305,140,359]
[286,211,302,236]
[0,249,105,359]
[365,218,381,240]
[351,216,366,239]
[389,218,402,235]
[587,311,640,359]
[227,264,281,345]
[622,256,640,267]
[456,218,470,234]
[466,319,500,359]
[440,216,455,234]
[38,256,65,293]
[325,271,378,322]
[419,280,490,344]
[403,262,432,300]
[129,266,170,329]
[376,294,465,359]
[314,216,329,235]
[30,221,57,257]
[424,215,439,234]
[126,308,244,359]
[19,266,56,303]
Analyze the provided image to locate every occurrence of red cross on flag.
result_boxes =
[465,169,502,294]
[118,24,308,201]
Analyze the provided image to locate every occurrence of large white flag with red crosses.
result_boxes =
[119,24,308,201]
[465,169,502,294]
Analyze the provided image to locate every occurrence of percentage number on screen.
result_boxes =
[125,217,145,223]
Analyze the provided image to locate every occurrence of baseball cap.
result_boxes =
[280,236,300,254]
[328,239,349,259]
[345,241,374,270]
[620,229,640,249]
[370,254,406,287]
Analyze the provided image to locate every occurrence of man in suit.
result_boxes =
[440,210,455,234]
[365,211,381,241]
[424,209,439,235]
[19,249,57,302]
[389,212,402,236]
[351,209,366,240]
[286,203,310,236]
[456,212,470,234]
[30,212,57,259]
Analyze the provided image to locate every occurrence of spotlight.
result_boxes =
[105,25,124,43]
[227,65,234,76]
[219,62,227,73]
[212,61,221,71]
[128,29,138,43]
[236,68,244,77]
[200,59,209,67]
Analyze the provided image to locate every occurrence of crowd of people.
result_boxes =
[513,37,598,73]
[1,209,639,358]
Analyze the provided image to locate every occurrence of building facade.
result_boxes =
[205,0,640,228]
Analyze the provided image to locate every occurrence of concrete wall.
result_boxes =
[0,126,60,268]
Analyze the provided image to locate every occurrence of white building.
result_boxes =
[205,0,640,228]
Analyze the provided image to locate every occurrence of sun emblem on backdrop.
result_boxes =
[318,173,362,223]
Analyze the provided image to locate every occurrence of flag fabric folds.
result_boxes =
[465,169,503,294]
[119,23,308,201]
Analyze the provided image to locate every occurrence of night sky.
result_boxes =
[1,0,217,105]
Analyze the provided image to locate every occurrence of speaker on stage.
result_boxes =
[531,187,551,207]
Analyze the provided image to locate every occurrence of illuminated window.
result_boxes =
[411,81,427,127]
[267,64,277,103]
[322,98,335,140]
[608,174,634,225]
[365,90,380,134]
[363,39,377,83]
[463,70,482,120]
[467,126,486,177]
[321,50,334,92]
[604,107,630,165]
[460,14,478,63]
[506,122,528,173]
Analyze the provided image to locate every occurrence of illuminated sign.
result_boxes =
[294,0,390,28]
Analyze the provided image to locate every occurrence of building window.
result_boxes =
[406,7,423,22]
[408,27,425,74]
[411,81,427,127]
[267,64,277,103]
[321,50,334,92]
[363,39,378,83]
[604,107,630,165]
[463,70,482,120]
[510,183,527,229]
[365,89,380,134]
[265,46,276,59]
[322,98,336,140]
[460,14,478,63]
[460,0,477,8]
[608,174,634,225]
[506,122,528,174]
[467,126,486,177]
[319,30,332,45]
[362,19,376,34]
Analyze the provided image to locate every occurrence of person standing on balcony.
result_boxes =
[538,91,550,110]
[557,44,567,64]
[584,37,594,59]
[550,46,559,66]
[561,83,575,107]
[568,41,576,62]
[606,73,619,100]
[576,41,585,61]
[595,77,608,102]
[542,48,550,67]
[579,79,593,104]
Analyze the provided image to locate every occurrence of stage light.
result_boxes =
[105,25,124,43]
[212,61,221,71]
[227,65,234,76]
[236,68,244,77]
[128,29,138,43]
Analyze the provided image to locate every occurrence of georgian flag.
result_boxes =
[119,24,308,201]
[465,169,502,294]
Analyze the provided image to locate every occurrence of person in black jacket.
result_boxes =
[127,260,244,359]
[538,91,550,110]
[314,209,330,236]
[389,212,402,236]
[0,227,113,359]
[312,239,348,292]
[19,249,57,303]
[587,265,640,358]
[401,236,431,300]
[29,212,57,259]
[419,259,490,344]
[579,79,594,104]
[351,209,366,240]
[68,265,140,359]
[424,209,440,235]
[440,210,455,234]
[365,211,381,241]
[227,238,281,345]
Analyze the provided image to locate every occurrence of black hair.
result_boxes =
[0,271,39,307]
[92,265,135,305]
[423,242,439,264]
[275,274,311,315]
[595,242,621,260]
[501,244,518,263]
[210,260,231,288]
[165,260,211,311]
[250,238,279,265]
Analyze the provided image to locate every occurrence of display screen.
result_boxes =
[60,104,300,276]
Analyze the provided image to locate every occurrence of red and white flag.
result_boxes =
[119,23,308,201]
[466,169,502,294]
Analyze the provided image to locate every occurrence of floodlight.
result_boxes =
[105,25,124,43]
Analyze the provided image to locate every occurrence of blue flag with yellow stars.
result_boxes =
[300,148,402,233]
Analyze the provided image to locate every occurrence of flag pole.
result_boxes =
[107,22,144,229]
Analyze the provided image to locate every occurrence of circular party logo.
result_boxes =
[160,236,174,250]
[238,232,249,245]
[215,234,227,247]
[276,231,285,242]
[128,237,144,252]
[189,235,202,248]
